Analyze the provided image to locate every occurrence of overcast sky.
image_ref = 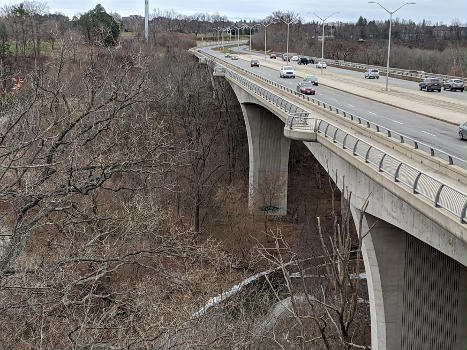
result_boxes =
[2,0,466,24]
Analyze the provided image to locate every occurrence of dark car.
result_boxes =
[443,79,465,92]
[459,122,467,140]
[304,75,318,86]
[296,81,316,95]
[419,78,442,92]
[298,56,314,65]
[270,53,277,59]
[250,59,259,67]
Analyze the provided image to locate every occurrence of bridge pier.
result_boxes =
[241,103,290,214]
[353,206,467,350]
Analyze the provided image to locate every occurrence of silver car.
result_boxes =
[459,122,467,140]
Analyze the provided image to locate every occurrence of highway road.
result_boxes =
[232,46,467,102]
[201,46,467,167]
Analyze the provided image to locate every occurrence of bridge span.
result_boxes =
[193,45,467,350]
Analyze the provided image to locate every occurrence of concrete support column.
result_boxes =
[352,205,467,350]
[241,103,290,214]
[351,206,406,350]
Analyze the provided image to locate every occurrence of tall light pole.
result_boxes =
[144,0,149,41]
[369,1,415,90]
[222,27,229,51]
[313,12,338,62]
[280,18,297,63]
[243,23,260,51]
[233,26,242,47]
[261,21,276,60]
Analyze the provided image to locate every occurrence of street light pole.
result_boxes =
[313,12,339,61]
[280,18,296,63]
[234,26,241,47]
[368,1,415,91]
[261,21,276,60]
[243,24,260,51]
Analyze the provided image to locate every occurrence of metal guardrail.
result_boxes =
[316,58,467,84]
[286,112,467,224]
[198,49,466,169]
[195,50,467,224]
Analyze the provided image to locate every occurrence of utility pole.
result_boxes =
[144,0,149,41]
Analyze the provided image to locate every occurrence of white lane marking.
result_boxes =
[421,130,436,137]
[391,119,403,125]
[347,104,355,108]
[368,111,376,115]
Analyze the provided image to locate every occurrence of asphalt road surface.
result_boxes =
[232,45,467,102]
[202,46,467,167]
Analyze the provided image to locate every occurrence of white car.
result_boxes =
[231,54,239,60]
[280,66,295,78]
[291,55,299,62]
[316,61,327,69]
[365,69,380,79]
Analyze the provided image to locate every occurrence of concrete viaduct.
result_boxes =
[194,48,467,350]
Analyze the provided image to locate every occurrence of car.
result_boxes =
[282,54,291,62]
[316,61,327,69]
[296,81,316,95]
[270,53,277,59]
[298,57,314,65]
[280,66,295,78]
[231,54,239,60]
[459,122,467,140]
[291,55,299,62]
[443,79,465,92]
[225,53,231,58]
[364,69,380,79]
[250,59,259,67]
[419,78,442,92]
[304,76,318,85]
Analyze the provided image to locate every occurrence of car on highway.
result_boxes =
[298,56,314,65]
[270,53,277,59]
[459,122,467,140]
[282,54,290,62]
[419,77,442,92]
[231,54,239,60]
[296,81,316,95]
[364,69,380,79]
[316,61,327,69]
[280,66,295,78]
[443,79,465,92]
[225,52,231,58]
[304,76,318,85]
[250,59,259,67]
[291,55,299,62]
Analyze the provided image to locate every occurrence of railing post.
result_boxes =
[434,184,445,207]
[324,123,330,137]
[342,134,348,149]
[353,139,359,156]
[333,128,338,143]
[394,163,403,182]
[461,201,467,224]
[413,172,422,193]
[378,154,387,172]
[365,146,372,163]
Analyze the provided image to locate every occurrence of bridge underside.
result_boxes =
[224,76,467,350]
[355,209,467,350]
